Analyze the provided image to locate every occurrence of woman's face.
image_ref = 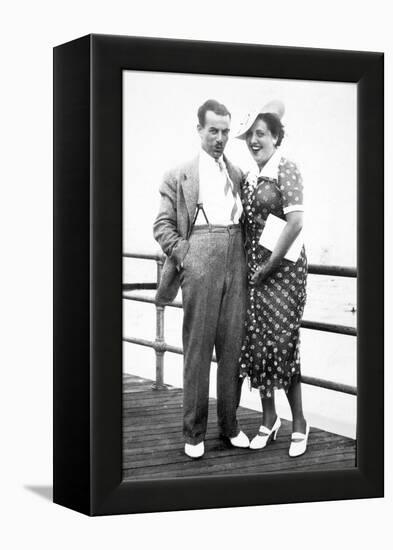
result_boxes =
[246,118,277,168]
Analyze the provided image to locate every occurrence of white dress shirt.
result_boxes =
[196,149,243,225]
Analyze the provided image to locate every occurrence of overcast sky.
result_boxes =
[123,70,357,267]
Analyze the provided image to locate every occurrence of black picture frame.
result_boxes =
[53,34,384,516]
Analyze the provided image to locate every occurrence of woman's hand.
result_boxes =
[250,259,278,286]
[251,211,303,286]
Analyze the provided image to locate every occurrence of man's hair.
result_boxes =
[197,99,231,127]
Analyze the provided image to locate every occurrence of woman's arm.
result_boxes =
[251,211,303,285]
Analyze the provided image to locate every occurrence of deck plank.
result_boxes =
[122,374,356,480]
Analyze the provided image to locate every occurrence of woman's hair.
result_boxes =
[257,112,285,147]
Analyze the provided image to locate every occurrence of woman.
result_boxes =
[236,100,309,457]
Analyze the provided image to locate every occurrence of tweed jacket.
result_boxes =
[153,154,244,304]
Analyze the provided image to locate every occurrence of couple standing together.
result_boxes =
[153,99,309,460]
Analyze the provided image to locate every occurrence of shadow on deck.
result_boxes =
[123,374,356,481]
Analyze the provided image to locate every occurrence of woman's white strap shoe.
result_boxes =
[289,422,310,457]
[250,417,281,450]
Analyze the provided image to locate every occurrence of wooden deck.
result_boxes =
[123,374,356,480]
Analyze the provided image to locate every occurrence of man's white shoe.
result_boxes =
[229,430,250,448]
[289,422,310,458]
[184,441,205,459]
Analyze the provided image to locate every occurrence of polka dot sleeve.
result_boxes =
[278,160,304,214]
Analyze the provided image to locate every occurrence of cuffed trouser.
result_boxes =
[179,225,247,444]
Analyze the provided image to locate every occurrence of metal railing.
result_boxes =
[123,251,357,395]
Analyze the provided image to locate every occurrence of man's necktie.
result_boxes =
[217,159,239,223]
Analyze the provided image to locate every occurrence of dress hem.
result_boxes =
[239,371,301,397]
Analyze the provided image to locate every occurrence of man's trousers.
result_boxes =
[179,224,247,444]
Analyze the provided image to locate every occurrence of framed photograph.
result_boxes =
[53,34,383,515]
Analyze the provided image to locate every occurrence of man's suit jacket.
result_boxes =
[153,154,244,304]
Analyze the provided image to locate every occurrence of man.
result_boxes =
[153,99,249,458]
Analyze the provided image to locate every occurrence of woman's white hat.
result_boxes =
[235,100,285,140]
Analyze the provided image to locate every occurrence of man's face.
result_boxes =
[198,110,231,159]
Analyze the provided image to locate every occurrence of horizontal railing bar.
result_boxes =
[123,336,217,361]
[122,293,356,336]
[308,264,357,278]
[123,293,182,308]
[123,336,168,350]
[123,336,356,395]
[122,338,207,358]
[123,252,356,278]
[123,283,157,291]
[301,320,356,336]
[301,375,357,396]
[123,252,163,261]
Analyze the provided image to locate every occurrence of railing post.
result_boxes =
[152,256,167,390]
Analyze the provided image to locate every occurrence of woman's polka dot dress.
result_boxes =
[239,157,308,397]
